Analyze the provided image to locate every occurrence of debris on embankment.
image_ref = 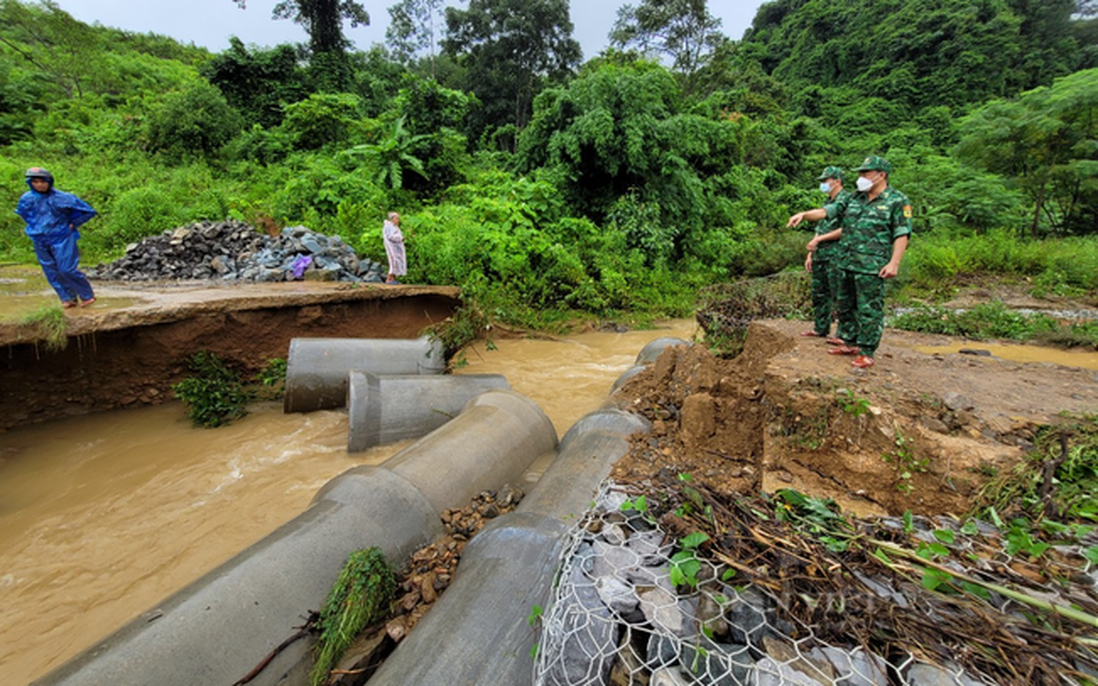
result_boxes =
[87,221,385,283]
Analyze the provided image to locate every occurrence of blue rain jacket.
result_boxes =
[15,179,97,239]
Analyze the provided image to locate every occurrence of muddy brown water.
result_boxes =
[0,318,698,684]
[913,341,1098,370]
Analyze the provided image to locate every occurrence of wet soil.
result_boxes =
[608,319,1098,518]
[0,280,460,431]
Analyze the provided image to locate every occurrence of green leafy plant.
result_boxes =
[773,488,852,552]
[882,431,925,494]
[311,547,396,686]
[669,531,710,589]
[835,388,870,417]
[171,351,250,427]
[253,357,287,401]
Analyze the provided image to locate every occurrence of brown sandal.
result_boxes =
[828,345,861,356]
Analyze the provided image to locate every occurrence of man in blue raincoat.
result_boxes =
[15,167,98,308]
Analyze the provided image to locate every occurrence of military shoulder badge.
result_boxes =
[903,205,913,218]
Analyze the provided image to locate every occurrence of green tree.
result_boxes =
[734,0,1081,116]
[609,0,725,94]
[279,91,364,149]
[1006,0,1081,86]
[387,75,473,193]
[232,0,369,54]
[146,83,243,159]
[347,115,429,190]
[386,0,444,77]
[203,37,308,128]
[514,60,735,237]
[956,68,1098,236]
[443,0,580,143]
[0,0,102,98]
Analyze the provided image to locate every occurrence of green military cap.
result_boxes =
[854,155,892,173]
[816,166,844,181]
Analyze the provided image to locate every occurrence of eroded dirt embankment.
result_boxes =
[0,282,460,432]
[611,319,1098,517]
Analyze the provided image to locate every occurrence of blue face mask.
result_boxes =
[819,182,832,193]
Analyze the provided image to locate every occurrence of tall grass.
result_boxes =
[904,229,1098,294]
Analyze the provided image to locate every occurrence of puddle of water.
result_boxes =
[911,342,1098,371]
[0,402,404,684]
[0,265,138,321]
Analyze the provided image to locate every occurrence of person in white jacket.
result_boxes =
[382,211,405,285]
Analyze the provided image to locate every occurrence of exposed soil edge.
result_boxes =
[0,286,461,432]
[610,319,1098,518]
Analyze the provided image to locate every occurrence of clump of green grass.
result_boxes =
[311,548,396,686]
[19,304,68,352]
[890,301,1097,348]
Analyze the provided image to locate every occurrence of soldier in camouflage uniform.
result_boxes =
[798,166,849,338]
[788,156,912,369]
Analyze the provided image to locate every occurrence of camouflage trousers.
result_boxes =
[810,257,839,336]
[835,268,885,357]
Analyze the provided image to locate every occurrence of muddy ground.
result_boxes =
[609,318,1098,518]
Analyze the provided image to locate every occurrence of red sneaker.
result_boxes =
[852,355,875,368]
[800,330,823,337]
[828,345,860,356]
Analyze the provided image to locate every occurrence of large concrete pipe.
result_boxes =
[634,336,690,365]
[367,406,650,686]
[283,336,446,413]
[347,371,511,452]
[34,390,558,686]
[610,336,691,394]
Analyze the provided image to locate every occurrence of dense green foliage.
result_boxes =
[1,0,1096,328]
[172,351,250,427]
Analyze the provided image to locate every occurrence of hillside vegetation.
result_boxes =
[1,0,1096,327]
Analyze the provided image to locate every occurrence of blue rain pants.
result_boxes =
[33,231,95,303]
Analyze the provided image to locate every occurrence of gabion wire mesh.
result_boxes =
[532,481,1078,686]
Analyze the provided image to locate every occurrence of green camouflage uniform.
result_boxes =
[810,187,849,336]
[827,161,913,357]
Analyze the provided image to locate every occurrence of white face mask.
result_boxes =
[856,176,875,192]
[819,182,832,193]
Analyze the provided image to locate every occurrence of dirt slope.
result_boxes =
[610,319,1098,517]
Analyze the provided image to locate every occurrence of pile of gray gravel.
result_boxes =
[88,221,385,283]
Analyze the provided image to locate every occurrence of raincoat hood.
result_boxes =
[25,167,54,192]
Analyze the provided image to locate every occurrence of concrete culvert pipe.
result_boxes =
[609,337,691,395]
[634,336,690,365]
[347,371,511,452]
[367,407,649,686]
[283,336,446,413]
[34,389,557,686]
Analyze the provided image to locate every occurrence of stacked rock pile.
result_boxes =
[88,221,385,283]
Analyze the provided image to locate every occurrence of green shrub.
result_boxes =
[89,185,181,255]
[172,351,250,428]
[146,83,242,159]
[280,93,365,151]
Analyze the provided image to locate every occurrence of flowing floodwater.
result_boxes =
[0,319,698,684]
